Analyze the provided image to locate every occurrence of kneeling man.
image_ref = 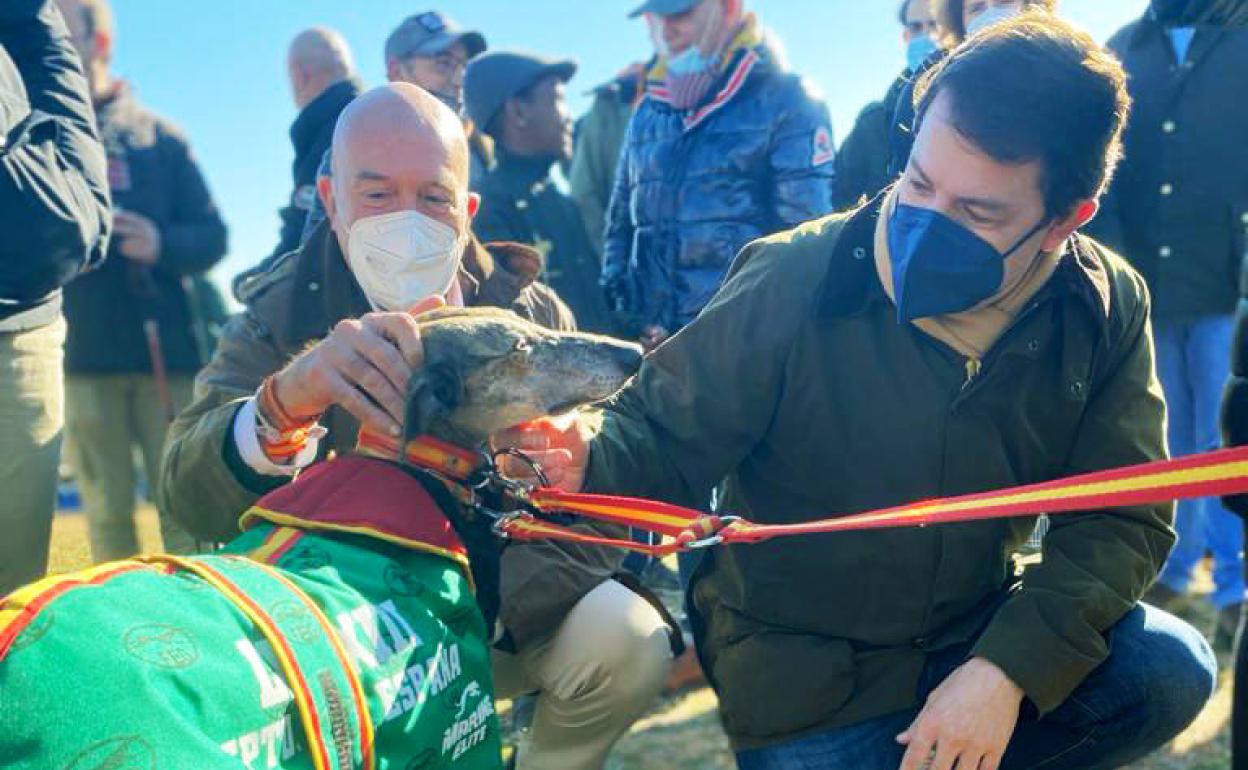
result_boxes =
[501,13,1216,770]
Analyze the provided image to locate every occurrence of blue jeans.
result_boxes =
[1154,316,1246,608]
[736,604,1215,770]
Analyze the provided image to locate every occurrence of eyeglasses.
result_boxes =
[405,50,469,77]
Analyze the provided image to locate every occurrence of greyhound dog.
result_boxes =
[0,308,642,770]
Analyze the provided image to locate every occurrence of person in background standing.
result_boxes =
[467,51,617,335]
[0,0,111,595]
[1092,0,1248,652]
[883,0,1059,187]
[56,0,227,562]
[289,10,489,247]
[269,27,359,263]
[602,0,836,350]
[567,13,656,259]
[833,0,941,210]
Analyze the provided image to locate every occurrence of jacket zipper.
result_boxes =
[961,358,982,391]
[950,298,1049,410]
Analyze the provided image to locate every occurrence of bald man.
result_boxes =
[160,84,675,770]
[267,26,361,260]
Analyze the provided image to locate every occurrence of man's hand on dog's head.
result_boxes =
[493,414,591,492]
[273,296,446,436]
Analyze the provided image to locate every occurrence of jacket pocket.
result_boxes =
[711,629,856,740]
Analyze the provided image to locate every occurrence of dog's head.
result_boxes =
[403,307,643,447]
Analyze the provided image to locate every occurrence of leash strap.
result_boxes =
[376,433,1248,555]
[500,446,1248,553]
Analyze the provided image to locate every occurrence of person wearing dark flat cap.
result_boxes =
[466,51,618,336]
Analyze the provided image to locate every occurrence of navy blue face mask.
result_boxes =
[886,200,1050,323]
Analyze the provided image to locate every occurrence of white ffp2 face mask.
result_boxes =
[344,209,466,312]
[966,5,1021,36]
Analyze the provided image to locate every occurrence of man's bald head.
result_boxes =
[320,83,478,264]
[287,27,356,109]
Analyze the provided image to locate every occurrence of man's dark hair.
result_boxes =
[913,12,1129,218]
[938,0,1058,43]
[898,0,914,25]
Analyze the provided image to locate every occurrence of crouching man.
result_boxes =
[499,14,1216,770]
[158,83,674,770]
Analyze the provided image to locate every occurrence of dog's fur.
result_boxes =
[0,308,642,769]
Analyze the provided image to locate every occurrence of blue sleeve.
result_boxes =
[768,80,836,230]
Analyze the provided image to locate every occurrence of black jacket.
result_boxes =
[0,0,111,330]
[473,148,617,335]
[1088,18,1248,319]
[832,100,892,211]
[269,77,360,261]
[63,84,227,374]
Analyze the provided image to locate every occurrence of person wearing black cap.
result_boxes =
[466,51,617,335]
[602,0,835,350]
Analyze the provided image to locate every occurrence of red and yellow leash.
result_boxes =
[371,435,1248,557]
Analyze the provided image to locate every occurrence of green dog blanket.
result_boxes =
[0,454,501,770]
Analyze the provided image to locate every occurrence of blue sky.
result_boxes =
[106,0,1148,303]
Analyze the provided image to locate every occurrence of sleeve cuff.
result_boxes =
[970,595,1110,715]
[232,397,321,478]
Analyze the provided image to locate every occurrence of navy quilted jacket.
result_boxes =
[602,40,836,333]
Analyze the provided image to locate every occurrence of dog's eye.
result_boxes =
[513,340,531,354]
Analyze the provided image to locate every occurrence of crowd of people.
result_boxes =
[3,0,1248,768]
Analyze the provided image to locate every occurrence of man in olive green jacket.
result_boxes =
[499,16,1216,770]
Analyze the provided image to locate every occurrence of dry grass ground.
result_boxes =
[47,508,1234,770]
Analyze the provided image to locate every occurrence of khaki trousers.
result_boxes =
[0,318,66,595]
[65,373,197,562]
[492,579,674,770]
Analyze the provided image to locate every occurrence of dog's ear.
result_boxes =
[402,361,464,445]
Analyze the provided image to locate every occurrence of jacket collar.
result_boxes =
[644,17,774,131]
[290,78,362,156]
[1126,14,1228,66]
[820,194,1112,331]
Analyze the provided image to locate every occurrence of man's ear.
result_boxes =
[466,192,481,220]
[385,56,402,82]
[402,360,464,447]
[317,175,337,226]
[1041,199,1099,252]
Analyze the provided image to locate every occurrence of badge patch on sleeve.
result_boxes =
[811,126,835,167]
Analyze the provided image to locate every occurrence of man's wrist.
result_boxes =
[233,397,323,477]
[968,656,1025,701]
